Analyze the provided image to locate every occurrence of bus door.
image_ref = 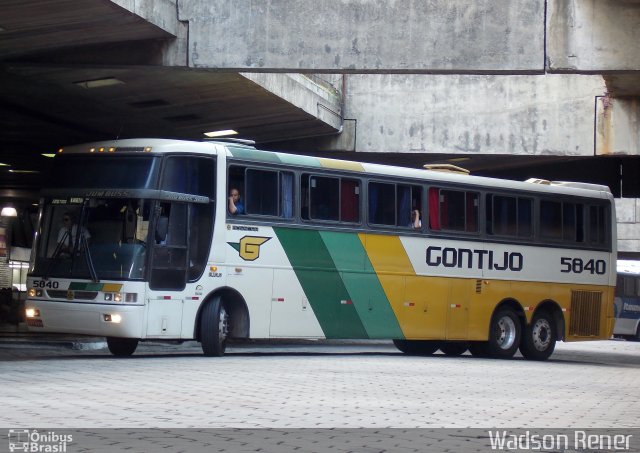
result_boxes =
[146,202,188,337]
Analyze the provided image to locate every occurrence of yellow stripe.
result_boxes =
[359,232,615,341]
[102,283,123,292]
[318,158,364,172]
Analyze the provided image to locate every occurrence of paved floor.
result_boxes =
[1,338,639,431]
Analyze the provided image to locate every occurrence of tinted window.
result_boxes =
[51,156,160,189]
[429,187,478,233]
[487,195,532,238]
[369,182,421,227]
[162,156,215,197]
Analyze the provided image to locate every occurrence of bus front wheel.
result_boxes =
[487,308,521,359]
[106,337,138,357]
[201,296,229,357]
[519,311,556,360]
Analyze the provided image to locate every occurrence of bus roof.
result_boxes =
[57,138,613,200]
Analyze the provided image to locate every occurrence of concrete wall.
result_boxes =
[616,198,640,253]
[177,0,544,72]
[596,97,640,156]
[547,0,640,71]
[338,73,605,155]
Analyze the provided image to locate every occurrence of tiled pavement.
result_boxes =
[1,337,639,451]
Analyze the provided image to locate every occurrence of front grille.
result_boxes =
[46,290,98,301]
[569,290,602,337]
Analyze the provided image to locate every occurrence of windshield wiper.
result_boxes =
[44,229,70,280]
[80,232,99,282]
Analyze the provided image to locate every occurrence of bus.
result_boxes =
[25,139,617,360]
[614,260,640,341]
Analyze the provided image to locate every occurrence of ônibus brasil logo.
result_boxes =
[8,429,73,452]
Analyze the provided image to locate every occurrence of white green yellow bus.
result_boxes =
[25,139,617,360]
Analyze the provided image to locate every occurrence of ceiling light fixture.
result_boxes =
[9,169,40,174]
[1,207,17,217]
[41,153,56,158]
[73,77,124,89]
[204,129,238,138]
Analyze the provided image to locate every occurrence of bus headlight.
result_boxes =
[25,308,40,318]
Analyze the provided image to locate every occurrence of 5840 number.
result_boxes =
[560,257,606,275]
[31,280,59,289]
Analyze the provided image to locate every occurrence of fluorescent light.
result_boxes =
[9,169,40,174]
[204,129,238,138]
[0,162,9,166]
[73,77,124,89]
[1,207,17,217]
[41,153,56,158]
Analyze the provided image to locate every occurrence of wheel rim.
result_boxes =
[495,315,517,350]
[218,306,229,344]
[532,318,552,351]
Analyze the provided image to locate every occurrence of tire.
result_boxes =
[634,325,640,342]
[393,339,440,355]
[439,342,469,356]
[201,296,229,357]
[519,310,557,361]
[487,308,521,359]
[106,337,138,357]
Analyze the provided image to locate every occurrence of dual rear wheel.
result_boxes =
[395,307,557,361]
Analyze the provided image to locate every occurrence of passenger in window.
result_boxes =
[228,188,245,215]
[410,209,422,229]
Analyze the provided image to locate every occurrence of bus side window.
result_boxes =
[435,188,478,233]
[540,200,562,240]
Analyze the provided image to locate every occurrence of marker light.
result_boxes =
[114,293,122,302]
[28,288,43,297]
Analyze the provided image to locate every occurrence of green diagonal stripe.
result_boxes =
[319,231,403,339]
[274,228,368,339]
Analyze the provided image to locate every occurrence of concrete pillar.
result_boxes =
[547,0,640,71]
[616,198,640,254]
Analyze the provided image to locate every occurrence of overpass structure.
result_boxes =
[0,0,638,255]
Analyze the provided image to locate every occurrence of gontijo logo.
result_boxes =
[228,236,271,261]
[8,429,73,452]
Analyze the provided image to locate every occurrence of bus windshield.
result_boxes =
[32,197,151,281]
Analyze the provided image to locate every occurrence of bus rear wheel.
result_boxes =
[439,342,469,356]
[519,311,556,360]
[106,337,138,357]
[487,308,521,359]
[201,296,229,357]
[393,339,440,355]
